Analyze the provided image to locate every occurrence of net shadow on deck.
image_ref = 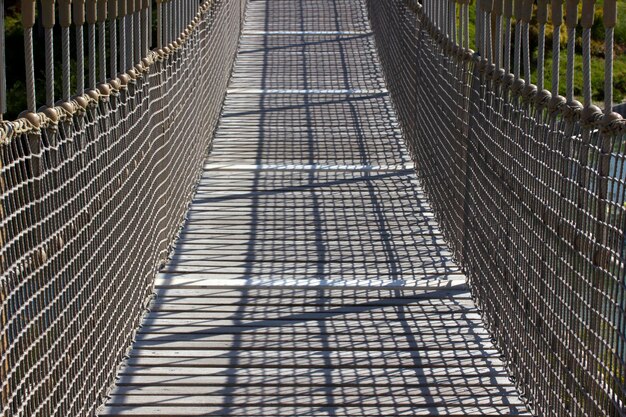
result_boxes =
[100,0,530,415]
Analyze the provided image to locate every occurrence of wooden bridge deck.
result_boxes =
[101,0,530,415]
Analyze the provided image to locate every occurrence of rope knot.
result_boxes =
[0,122,12,145]
[563,101,583,122]
[109,78,122,96]
[534,89,552,109]
[600,111,625,136]
[493,68,506,86]
[484,62,497,81]
[580,105,603,128]
[510,78,525,97]
[476,57,489,75]
[502,73,516,90]
[547,95,566,115]
[73,95,90,115]
[520,84,538,104]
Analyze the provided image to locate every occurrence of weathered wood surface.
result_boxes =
[100,0,530,415]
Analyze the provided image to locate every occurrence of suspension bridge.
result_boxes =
[0,0,624,416]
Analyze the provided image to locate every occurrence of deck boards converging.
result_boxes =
[101,0,530,415]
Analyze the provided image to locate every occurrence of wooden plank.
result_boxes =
[152,287,469,298]
[123,352,502,368]
[105,394,526,407]
[99,405,531,416]
[128,348,500,360]
[109,384,520,398]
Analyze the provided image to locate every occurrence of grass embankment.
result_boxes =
[466,1,626,105]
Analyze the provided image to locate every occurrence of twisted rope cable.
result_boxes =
[88,24,97,89]
[134,12,141,67]
[523,22,530,83]
[99,22,107,83]
[24,27,36,112]
[76,25,85,95]
[109,20,118,78]
[537,23,545,92]
[566,26,575,102]
[44,29,55,107]
[494,15,502,70]
[551,25,560,97]
[513,19,521,79]
[503,17,511,74]
[0,0,6,115]
[582,28,592,107]
[119,18,126,73]
[605,27,614,113]
[62,27,71,101]
[126,15,134,68]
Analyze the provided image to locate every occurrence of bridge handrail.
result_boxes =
[0,0,245,415]
[368,0,625,416]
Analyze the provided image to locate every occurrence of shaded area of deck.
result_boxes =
[101,0,529,415]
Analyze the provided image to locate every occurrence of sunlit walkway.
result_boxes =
[100,0,529,414]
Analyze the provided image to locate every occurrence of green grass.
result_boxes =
[463,3,626,106]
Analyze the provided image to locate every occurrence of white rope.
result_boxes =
[158,3,163,48]
[99,22,107,83]
[484,10,492,62]
[503,17,511,73]
[45,28,55,107]
[605,27,614,113]
[523,22,530,83]
[134,12,141,66]
[451,1,457,44]
[109,20,118,78]
[62,27,71,101]
[582,28,592,107]
[88,24,97,89]
[119,18,126,72]
[494,15,502,70]
[513,19,521,79]
[143,8,150,56]
[126,15,134,67]
[551,25,560,97]
[566,26,575,102]
[0,0,6,115]
[24,27,36,111]
[537,23,545,92]
[474,4,483,54]
[76,25,85,95]
[462,3,469,48]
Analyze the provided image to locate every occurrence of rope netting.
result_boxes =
[368,0,625,416]
[0,0,244,415]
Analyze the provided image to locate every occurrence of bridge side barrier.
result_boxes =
[0,0,246,415]
[367,0,626,416]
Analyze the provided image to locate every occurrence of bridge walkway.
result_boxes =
[100,0,530,415]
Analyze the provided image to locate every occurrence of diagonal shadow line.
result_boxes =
[238,34,372,55]
[140,285,470,343]
[220,93,390,118]
[191,171,417,204]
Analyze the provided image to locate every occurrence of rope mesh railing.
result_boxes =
[368,0,626,416]
[0,0,244,415]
